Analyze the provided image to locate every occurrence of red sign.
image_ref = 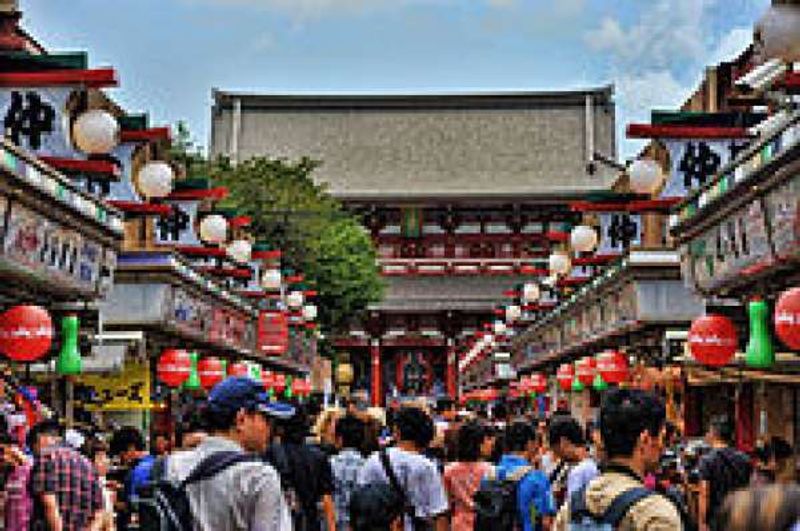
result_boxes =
[688,314,738,367]
[157,349,191,388]
[0,305,53,362]
[257,311,289,356]
[776,287,800,349]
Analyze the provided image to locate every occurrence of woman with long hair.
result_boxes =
[443,421,494,531]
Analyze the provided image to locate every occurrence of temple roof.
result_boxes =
[210,88,618,201]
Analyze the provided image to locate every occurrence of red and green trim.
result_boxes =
[0,68,118,88]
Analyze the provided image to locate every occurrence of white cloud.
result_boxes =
[707,27,752,65]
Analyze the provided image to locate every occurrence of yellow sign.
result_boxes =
[77,362,152,411]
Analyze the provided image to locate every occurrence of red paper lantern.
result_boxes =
[0,305,53,362]
[530,372,548,394]
[597,351,628,384]
[228,361,249,378]
[688,314,738,367]
[556,364,574,391]
[776,287,800,349]
[197,357,225,390]
[575,357,597,386]
[262,371,275,391]
[157,349,191,388]
[274,373,286,393]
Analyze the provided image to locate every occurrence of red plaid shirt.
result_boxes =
[31,445,103,531]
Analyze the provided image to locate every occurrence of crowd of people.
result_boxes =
[0,376,798,530]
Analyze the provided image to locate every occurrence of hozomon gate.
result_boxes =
[210,89,617,404]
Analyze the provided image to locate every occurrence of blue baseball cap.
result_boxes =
[208,377,295,420]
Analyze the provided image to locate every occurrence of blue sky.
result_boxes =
[22,0,768,158]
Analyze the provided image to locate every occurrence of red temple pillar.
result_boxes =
[446,339,457,399]
[370,339,381,406]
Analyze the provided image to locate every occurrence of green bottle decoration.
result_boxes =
[746,299,775,369]
[285,375,293,399]
[56,314,82,375]
[184,352,201,390]
[592,373,609,392]
[571,377,584,393]
[220,359,228,380]
[248,362,262,384]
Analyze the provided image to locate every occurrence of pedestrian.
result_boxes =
[356,406,449,531]
[109,425,155,529]
[491,420,556,531]
[330,414,366,531]
[1,429,32,531]
[553,388,683,531]
[696,416,751,531]
[718,484,800,531]
[82,437,115,531]
[28,419,105,531]
[163,376,294,531]
[266,404,337,531]
[548,415,599,502]
[443,420,492,531]
[176,404,209,450]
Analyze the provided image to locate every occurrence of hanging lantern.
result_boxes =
[597,350,628,384]
[137,161,175,199]
[0,305,53,362]
[570,225,598,253]
[274,373,286,393]
[549,252,572,276]
[197,357,225,391]
[493,320,507,336]
[530,372,548,394]
[262,370,275,391]
[287,290,304,309]
[183,352,202,391]
[199,214,229,244]
[575,357,596,386]
[226,239,252,264]
[688,314,738,367]
[55,315,82,376]
[746,299,775,369]
[556,363,574,391]
[756,3,800,63]
[261,268,282,291]
[157,349,191,388]
[228,361,249,378]
[592,373,609,392]
[505,305,522,323]
[522,283,540,304]
[628,159,665,195]
[302,304,318,321]
[775,287,800,349]
[72,109,119,155]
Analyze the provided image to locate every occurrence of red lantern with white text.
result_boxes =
[0,305,53,362]
[228,361,249,378]
[597,351,628,384]
[575,357,596,386]
[157,349,191,388]
[531,372,548,394]
[274,373,286,393]
[688,314,738,367]
[776,287,800,349]
[263,371,275,391]
[197,357,225,390]
[557,364,574,391]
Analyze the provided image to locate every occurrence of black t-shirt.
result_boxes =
[697,447,752,526]
[266,442,334,531]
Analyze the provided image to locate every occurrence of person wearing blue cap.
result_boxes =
[163,376,295,531]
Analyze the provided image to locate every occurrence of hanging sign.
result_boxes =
[257,311,289,356]
[662,138,748,198]
[0,305,53,362]
[76,362,151,411]
[688,314,738,367]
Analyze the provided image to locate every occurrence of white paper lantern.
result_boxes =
[549,252,572,276]
[72,109,119,155]
[756,4,800,63]
[493,320,507,335]
[628,159,665,195]
[570,225,598,253]
[522,283,540,304]
[505,304,522,323]
[226,239,252,264]
[483,334,495,346]
[287,290,304,309]
[199,214,228,244]
[261,268,282,291]
[302,304,318,321]
[138,161,175,199]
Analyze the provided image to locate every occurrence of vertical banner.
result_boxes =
[257,311,289,356]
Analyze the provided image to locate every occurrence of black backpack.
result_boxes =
[268,444,318,531]
[348,450,409,531]
[473,465,534,531]
[568,485,655,531]
[136,451,264,531]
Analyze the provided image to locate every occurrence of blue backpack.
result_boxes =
[569,485,654,531]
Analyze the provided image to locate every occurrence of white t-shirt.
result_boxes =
[357,447,449,531]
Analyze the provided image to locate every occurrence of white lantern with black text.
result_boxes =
[522,283,540,304]
[549,252,572,276]
[756,3,800,63]
[138,161,175,199]
[570,225,598,253]
[302,304,318,321]
[287,290,304,309]
[261,268,282,291]
[628,159,665,195]
[72,109,119,155]
[506,305,522,323]
[226,239,252,264]
[493,320,507,336]
[199,214,228,244]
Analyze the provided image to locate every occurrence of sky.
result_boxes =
[22,0,769,159]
